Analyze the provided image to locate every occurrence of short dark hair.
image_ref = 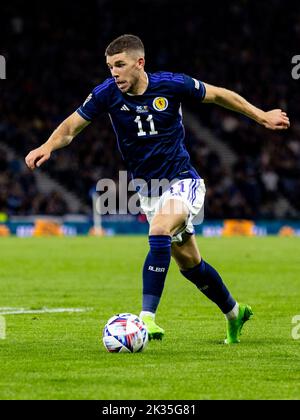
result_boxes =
[105,34,145,57]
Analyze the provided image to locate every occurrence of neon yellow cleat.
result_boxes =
[140,314,165,341]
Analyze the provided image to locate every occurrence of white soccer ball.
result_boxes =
[103,313,148,353]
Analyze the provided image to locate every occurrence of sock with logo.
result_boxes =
[142,235,172,313]
[180,259,236,314]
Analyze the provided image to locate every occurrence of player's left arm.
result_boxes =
[202,83,290,130]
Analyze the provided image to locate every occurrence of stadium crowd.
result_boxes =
[0,0,299,218]
[0,146,69,216]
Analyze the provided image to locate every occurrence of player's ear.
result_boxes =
[137,57,145,69]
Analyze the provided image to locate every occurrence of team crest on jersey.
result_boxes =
[83,93,92,106]
[153,97,168,111]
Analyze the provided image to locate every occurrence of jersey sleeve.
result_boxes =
[76,85,108,121]
[177,73,206,102]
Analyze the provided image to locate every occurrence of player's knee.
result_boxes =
[149,223,171,236]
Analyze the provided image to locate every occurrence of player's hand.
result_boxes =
[25,145,52,170]
[262,109,290,130]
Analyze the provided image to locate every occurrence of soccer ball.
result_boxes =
[103,313,148,353]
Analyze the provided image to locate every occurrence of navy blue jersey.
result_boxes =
[77,71,206,195]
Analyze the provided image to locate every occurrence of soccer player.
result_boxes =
[25,34,290,344]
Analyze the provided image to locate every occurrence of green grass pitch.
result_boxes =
[0,236,299,400]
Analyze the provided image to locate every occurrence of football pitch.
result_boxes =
[0,236,299,400]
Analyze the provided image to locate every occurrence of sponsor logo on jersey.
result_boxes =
[83,93,92,106]
[121,104,130,111]
[153,97,168,111]
[136,105,149,113]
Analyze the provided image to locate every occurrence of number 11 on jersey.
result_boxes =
[134,115,158,136]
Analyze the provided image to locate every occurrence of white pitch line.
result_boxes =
[0,307,93,315]
[0,315,5,339]
[0,307,25,311]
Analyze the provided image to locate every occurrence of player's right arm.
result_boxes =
[25,112,90,170]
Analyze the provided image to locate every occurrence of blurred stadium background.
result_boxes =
[1,0,300,237]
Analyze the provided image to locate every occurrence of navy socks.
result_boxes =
[142,235,172,313]
[181,259,236,314]
[142,236,235,316]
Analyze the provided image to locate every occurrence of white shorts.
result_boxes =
[139,178,206,243]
